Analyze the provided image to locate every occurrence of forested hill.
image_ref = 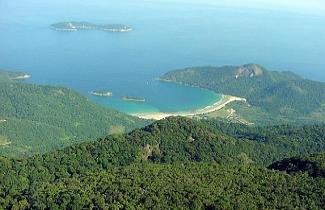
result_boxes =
[0,70,148,157]
[160,64,325,124]
[3,116,324,169]
[0,117,324,209]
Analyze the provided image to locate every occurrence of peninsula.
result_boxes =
[158,64,325,124]
[51,22,132,32]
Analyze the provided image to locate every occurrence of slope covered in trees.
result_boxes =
[160,64,325,124]
[269,153,325,178]
[1,162,324,209]
[0,117,324,209]
[12,116,323,170]
[0,70,148,157]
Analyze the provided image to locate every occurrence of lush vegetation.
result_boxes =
[1,67,325,208]
[160,64,325,124]
[1,162,324,210]
[0,117,324,209]
[269,153,325,178]
[0,70,148,157]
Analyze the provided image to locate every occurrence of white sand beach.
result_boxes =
[132,95,246,120]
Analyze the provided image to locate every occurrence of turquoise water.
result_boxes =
[0,0,325,114]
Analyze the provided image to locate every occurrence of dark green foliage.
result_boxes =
[125,117,325,166]
[0,117,324,209]
[0,70,148,157]
[1,162,324,210]
[269,153,325,178]
[160,64,325,124]
[0,108,325,208]
[12,116,323,173]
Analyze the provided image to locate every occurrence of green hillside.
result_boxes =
[1,68,325,208]
[2,162,324,209]
[160,64,325,124]
[0,70,148,157]
[0,117,324,209]
[269,153,325,178]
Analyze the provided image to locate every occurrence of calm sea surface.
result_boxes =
[0,0,324,113]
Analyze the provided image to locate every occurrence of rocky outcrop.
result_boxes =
[235,64,264,79]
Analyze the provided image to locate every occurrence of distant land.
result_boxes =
[51,21,132,32]
[160,64,325,124]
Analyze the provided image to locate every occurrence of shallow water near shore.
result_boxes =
[1,0,325,114]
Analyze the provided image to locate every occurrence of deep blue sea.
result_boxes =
[1,0,325,114]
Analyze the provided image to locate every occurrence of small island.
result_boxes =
[51,22,132,32]
[90,91,112,97]
[122,96,145,102]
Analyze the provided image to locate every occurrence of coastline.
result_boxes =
[132,95,246,120]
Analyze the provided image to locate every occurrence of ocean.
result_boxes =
[0,0,324,114]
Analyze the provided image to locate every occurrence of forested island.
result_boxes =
[122,96,146,102]
[51,21,132,32]
[90,90,112,97]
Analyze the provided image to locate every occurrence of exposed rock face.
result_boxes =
[143,144,160,160]
[235,64,264,79]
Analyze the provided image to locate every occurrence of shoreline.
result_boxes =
[131,95,246,120]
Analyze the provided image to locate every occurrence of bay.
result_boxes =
[0,0,324,114]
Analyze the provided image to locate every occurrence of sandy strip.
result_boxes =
[132,95,246,120]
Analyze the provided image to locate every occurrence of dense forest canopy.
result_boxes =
[0,117,324,209]
[1,67,325,208]
[160,64,325,124]
[269,153,325,178]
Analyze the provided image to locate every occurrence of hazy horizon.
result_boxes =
[157,0,325,14]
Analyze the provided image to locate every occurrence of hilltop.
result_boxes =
[160,64,325,124]
[0,116,324,209]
